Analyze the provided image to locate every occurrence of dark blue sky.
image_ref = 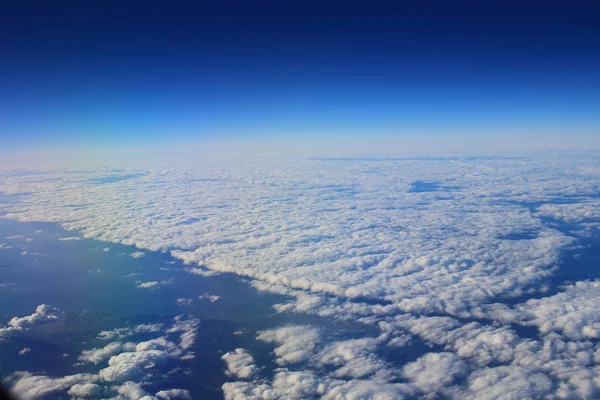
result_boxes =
[1,0,599,149]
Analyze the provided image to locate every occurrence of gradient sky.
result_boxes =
[1,0,599,150]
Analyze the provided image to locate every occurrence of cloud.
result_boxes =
[257,325,320,365]
[222,369,415,400]
[167,316,198,350]
[78,342,137,365]
[67,383,102,398]
[198,293,221,303]
[4,315,198,399]
[130,251,146,259]
[18,347,31,356]
[314,337,391,380]
[113,381,152,399]
[58,236,81,241]
[4,372,98,400]
[98,324,164,341]
[4,152,600,398]
[176,298,193,306]
[512,280,600,339]
[402,352,467,394]
[1,304,64,340]
[459,365,554,400]
[8,304,63,328]
[136,280,172,289]
[155,388,192,399]
[222,348,259,379]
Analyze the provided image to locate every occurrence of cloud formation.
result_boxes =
[3,152,600,398]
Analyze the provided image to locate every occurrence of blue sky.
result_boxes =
[1,1,599,150]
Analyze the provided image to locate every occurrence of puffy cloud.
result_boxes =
[67,383,102,398]
[130,251,146,258]
[167,316,198,350]
[18,347,31,356]
[460,365,554,400]
[154,388,192,399]
[78,342,136,365]
[4,152,600,398]
[402,352,467,394]
[8,304,63,328]
[114,381,152,399]
[136,280,171,289]
[222,348,259,379]
[314,338,391,379]
[99,348,175,382]
[98,324,164,341]
[257,325,320,365]
[199,293,221,302]
[58,236,81,241]
[0,304,64,340]
[176,298,193,306]
[4,371,98,400]
[222,369,415,400]
[512,280,600,339]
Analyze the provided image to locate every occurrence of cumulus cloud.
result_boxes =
[155,388,192,399]
[176,298,193,306]
[8,304,63,328]
[18,347,31,356]
[257,325,320,365]
[222,348,259,379]
[136,280,171,289]
[512,280,600,339]
[1,304,64,340]
[98,324,164,341]
[198,293,221,303]
[130,251,146,258]
[78,342,136,365]
[99,337,184,382]
[58,236,81,241]
[403,352,467,394]
[67,382,102,398]
[167,316,199,350]
[4,371,98,400]
[4,152,600,398]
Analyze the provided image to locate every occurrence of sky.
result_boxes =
[1,0,599,151]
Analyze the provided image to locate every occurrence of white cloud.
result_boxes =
[4,371,98,400]
[1,304,64,340]
[130,251,146,259]
[512,280,600,339]
[167,316,198,350]
[257,325,320,365]
[58,236,81,241]
[67,382,102,398]
[78,342,136,365]
[402,352,467,394]
[99,336,184,382]
[4,152,600,398]
[155,388,192,399]
[8,304,63,328]
[222,348,259,379]
[136,280,171,289]
[98,324,164,341]
[199,293,221,303]
[18,347,31,356]
[113,381,152,399]
[176,298,193,306]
